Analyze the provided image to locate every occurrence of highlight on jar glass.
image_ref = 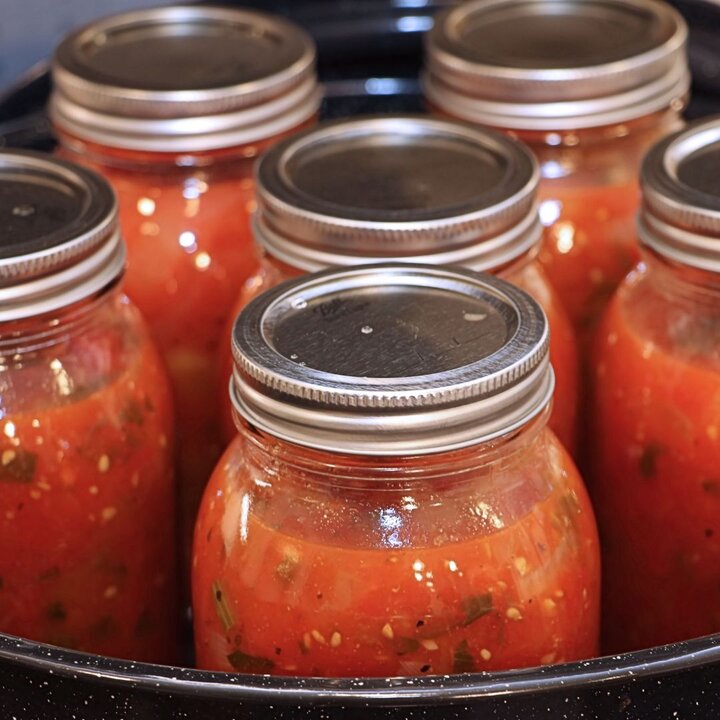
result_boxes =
[194,263,600,677]
[590,117,720,654]
[219,116,580,456]
[50,5,321,552]
[0,151,177,663]
[423,0,689,345]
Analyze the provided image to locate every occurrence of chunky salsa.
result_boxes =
[591,265,720,652]
[56,137,284,553]
[194,427,599,676]
[0,294,178,662]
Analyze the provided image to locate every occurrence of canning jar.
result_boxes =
[0,152,177,663]
[591,118,720,652]
[424,0,689,345]
[218,116,580,456]
[50,6,321,548]
[195,264,600,677]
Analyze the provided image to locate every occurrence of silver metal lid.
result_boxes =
[424,0,689,130]
[255,116,541,272]
[0,150,124,321]
[640,116,720,273]
[231,263,553,455]
[51,6,321,152]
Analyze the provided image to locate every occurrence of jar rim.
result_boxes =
[424,0,689,130]
[231,263,553,456]
[51,5,321,151]
[640,116,720,274]
[255,115,542,271]
[0,150,125,321]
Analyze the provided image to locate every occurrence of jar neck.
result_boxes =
[642,249,720,307]
[55,127,277,171]
[234,405,551,491]
[258,234,540,278]
[0,279,123,357]
[504,104,685,152]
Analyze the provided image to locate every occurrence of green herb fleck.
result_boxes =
[461,593,493,626]
[639,443,664,478]
[212,581,234,632]
[452,639,476,673]
[702,480,720,497]
[395,637,421,656]
[91,615,117,639]
[227,649,274,673]
[120,399,145,427]
[47,601,67,622]
[0,449,38,484]
[39,566,60,581]
[135,609,153,637]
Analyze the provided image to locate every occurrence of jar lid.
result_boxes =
[231,263,552,455]
[424,0,689,130]
[255,116,541,272]
[51,5,321,152]
[640,117,720,273]
[0,150,123,320]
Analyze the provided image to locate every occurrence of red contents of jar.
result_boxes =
[51,6,320,549]
[0,151,178,663]
[194,430,599,676]
[592,269,720,651]
[195,263,600,676]
[589,118,720,652]
[0,297,177,662]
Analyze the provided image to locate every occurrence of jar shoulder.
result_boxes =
[0,292,167,416]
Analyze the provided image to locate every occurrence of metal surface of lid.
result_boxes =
[51,5,320,151]
[255,116,541,272]
[424,0,689,130]
[231,263,552,455]
[0,150,123,320]
[640,116,720,273]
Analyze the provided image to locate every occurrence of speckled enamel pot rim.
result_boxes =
[0,631,719,703]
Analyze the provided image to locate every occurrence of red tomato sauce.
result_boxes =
[591,266,720,652]
[538,180,640,343]
[0,301,178,663]
[56,129,310,551]
[193,430,599,676]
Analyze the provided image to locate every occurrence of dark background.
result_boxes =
[2,0,720,150]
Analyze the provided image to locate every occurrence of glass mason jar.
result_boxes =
[50,6,321,551]
[194,264,600,677]
[423,0,689,346]
[590,119,720,653]
[218,117,580,457]
[0,152,177,663]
